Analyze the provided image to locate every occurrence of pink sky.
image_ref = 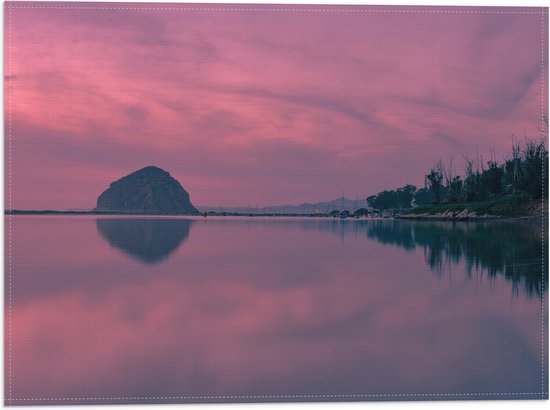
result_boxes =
[4,3,548,209]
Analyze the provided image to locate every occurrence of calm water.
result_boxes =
[5,216,548,404]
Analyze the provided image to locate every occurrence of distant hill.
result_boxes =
[199,197,367,215]
[95,166,199,214]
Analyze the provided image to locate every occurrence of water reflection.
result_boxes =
[364,220,547,297]
[96,218,193,264]
[93,217,547,297]
[7,216,546,404]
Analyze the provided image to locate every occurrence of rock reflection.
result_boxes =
[96,218,193,264]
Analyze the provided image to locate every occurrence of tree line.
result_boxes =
[425,137,547,204]
[367,132,548,211]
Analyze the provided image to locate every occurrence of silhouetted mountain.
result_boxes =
[200,196,366,214]
[95,166,199,214]
[96,218,193,264]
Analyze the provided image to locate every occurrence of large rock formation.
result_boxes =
[95,166,199,214]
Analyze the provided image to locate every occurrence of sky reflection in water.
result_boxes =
[6,216,547,404]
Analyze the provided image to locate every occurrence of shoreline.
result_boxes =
[398,197,546,221]
[4,209,545,222]
[396,213,544,222]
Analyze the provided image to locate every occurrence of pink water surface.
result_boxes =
[4,216,546,404]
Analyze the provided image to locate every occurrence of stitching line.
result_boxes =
[4,3,548,403]
[8,3,13,406]
[7,392,546,401]
[541,6,547,400]
[3,6,545,14]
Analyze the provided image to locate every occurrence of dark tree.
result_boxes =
[426,165,444,204]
